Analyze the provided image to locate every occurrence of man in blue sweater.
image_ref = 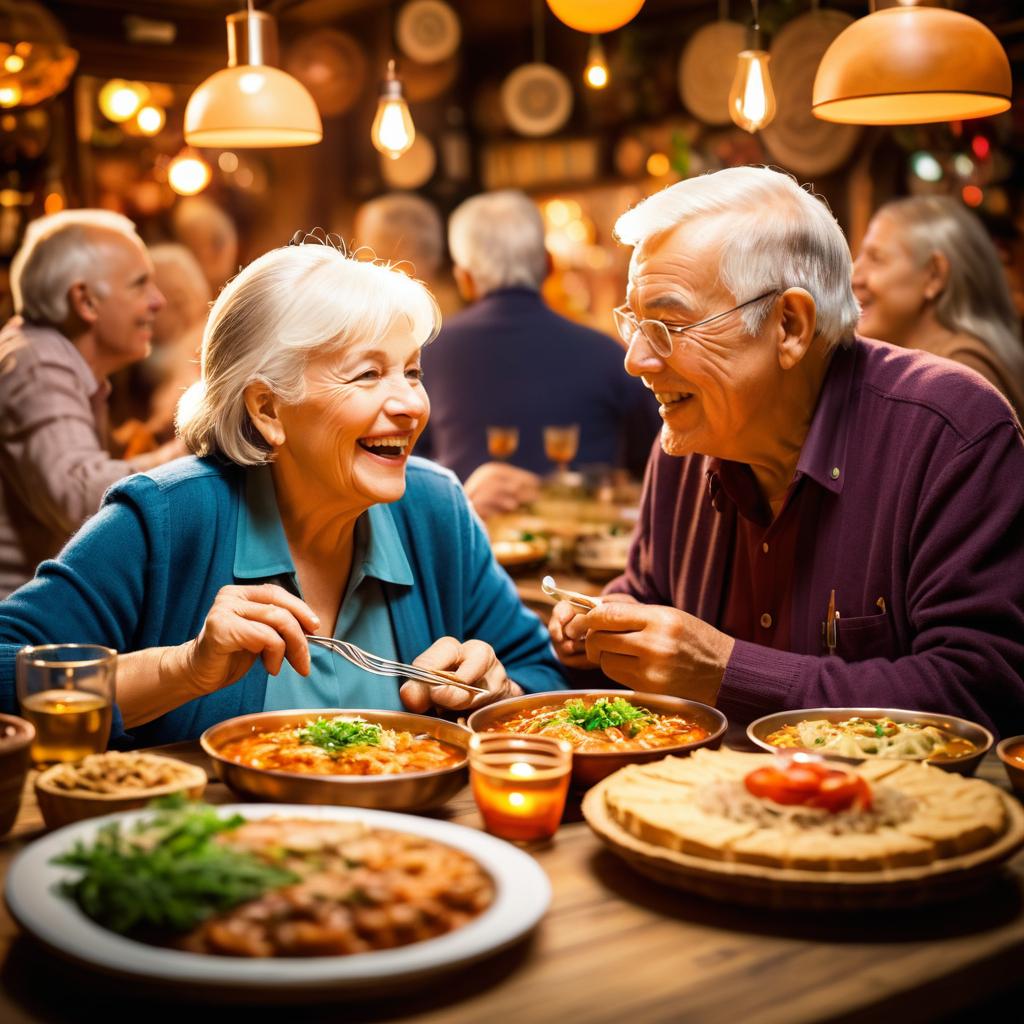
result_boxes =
[417,190,660,516]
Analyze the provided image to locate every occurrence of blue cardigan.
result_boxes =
[0,456,566,746]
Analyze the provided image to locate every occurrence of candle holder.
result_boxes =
[469,733,572,844]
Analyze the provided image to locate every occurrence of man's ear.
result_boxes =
[453,265,477,303]
[67,281,97,324]
[243,382,286,449]
[776,287,817,370]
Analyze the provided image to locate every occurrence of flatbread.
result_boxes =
[603,749,1006,873]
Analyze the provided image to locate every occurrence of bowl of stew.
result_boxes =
[201,708,470,811]
[747,707,993,776]
[466,690,727,789]
[996,735,1024,798]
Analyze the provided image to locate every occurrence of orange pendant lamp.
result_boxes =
[812,1,1011,125]
[184,2,322,148]
[546,0,645,35]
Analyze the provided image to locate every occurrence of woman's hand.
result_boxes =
[178,583,321,697]
[401,637,523,713]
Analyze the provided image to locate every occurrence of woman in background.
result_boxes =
[853,195,1024,414]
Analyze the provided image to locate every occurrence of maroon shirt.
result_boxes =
[606,337,1024,737]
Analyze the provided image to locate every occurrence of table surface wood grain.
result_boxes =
[2,745,1023,1024]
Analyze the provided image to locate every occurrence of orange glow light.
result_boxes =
[962,185,983,208]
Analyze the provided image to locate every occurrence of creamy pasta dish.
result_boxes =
[764,716,978,761]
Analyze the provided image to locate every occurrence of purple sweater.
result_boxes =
[606,337,1024,737]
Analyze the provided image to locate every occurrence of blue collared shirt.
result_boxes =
[234,466,414,712]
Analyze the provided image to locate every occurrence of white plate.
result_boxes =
[5,803,550,996]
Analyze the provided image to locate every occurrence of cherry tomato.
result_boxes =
[744,761,872,812]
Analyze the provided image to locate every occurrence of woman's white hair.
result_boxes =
[448,190,548,296]
[615,166,860,349]
[10,209,142,326]
[876,195,1024,383]
[177,241,441,466]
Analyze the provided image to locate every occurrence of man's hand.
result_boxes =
[464,462,540,519]
[401,637,523,713]
[562,601,734,704]
[547,593,638,669]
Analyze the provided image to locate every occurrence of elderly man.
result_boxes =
[0,210,185,597]
[417,189,660,516]
[550,167,1024,737]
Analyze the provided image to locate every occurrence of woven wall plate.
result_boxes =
[381,133,437,189]
[396,0,461,64]
[678,20,747,126]
[501,63,573,138]
[761,10,864,177]
[283,29,367,117]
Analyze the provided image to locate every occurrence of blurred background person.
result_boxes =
[354,192,461,318]
[417,189,660,515]
[171,196,239,298]
[0,210,186,598]
[110,243,209,453]
[853,195,1024,414]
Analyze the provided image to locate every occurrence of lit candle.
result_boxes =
[469,736,572,843]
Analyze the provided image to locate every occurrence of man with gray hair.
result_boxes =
[417,189,659,515]
[0,210,185,597]
[550,167,1024,737]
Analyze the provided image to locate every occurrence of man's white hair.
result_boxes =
[448,190,548,297]
[10,209,143,327]
[177,242,441,466]
[615,167,860,349]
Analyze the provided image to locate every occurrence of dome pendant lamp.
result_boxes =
[812,0,1011,125]
[184,0,322,148]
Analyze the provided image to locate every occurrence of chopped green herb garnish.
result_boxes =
[298,717,383,755]
[563,697,653,736]
[875,723,885,738]
[54,797,297,935]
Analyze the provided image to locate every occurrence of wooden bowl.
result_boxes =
[996,735,1024,799]
[35,753,207,830]
[0,714,34,836]
[467,690,727,790]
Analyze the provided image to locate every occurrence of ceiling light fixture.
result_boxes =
[371,58,415,160]
[729,0,776,133]
[184,0,322,148]
[813,0,1011,125]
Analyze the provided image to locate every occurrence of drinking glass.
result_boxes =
[487,425,519,462]
[469,733,572,843]
[543,424,579,479]
[16,644,116,767]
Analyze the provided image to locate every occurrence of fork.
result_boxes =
[305,635,488,696]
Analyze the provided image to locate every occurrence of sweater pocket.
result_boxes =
[835,612,897,662]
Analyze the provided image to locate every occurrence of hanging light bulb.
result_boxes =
[728,1,776,133]
[371,59,415,160]
[184,2,322,148]
[167,150,212,196]
[584,36,609,90]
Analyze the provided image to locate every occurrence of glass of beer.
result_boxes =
[543,423,579,479]
[487,425,519,462]
[16,644,116,767]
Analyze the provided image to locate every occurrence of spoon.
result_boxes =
[540,575,599,611]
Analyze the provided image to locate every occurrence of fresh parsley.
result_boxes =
[298,717,383,755]
[54,797,297,935]
[563,697,653,736]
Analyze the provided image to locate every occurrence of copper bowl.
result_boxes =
[0,714,34,836]
[467,690,727,790]
[996,735,1024,798]
[200,709,470,812]
[747,707,993,776]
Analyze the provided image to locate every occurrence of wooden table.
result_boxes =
[2,747,1023,1024]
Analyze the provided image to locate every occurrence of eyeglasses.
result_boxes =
[613,290,779,358]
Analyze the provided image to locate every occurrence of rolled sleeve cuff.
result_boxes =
[717,639,805,722]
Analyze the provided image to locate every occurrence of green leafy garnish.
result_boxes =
[563,697,653,736]
[298,717,383,755]
[54,797,297,935]
[874,723,885,738]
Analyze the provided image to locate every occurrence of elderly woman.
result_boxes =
[852,195,1024,413]
[0,240,566,747]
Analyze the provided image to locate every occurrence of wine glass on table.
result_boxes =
[487,425,520,462]
[543,424,579,482]
[16,644,115,767]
